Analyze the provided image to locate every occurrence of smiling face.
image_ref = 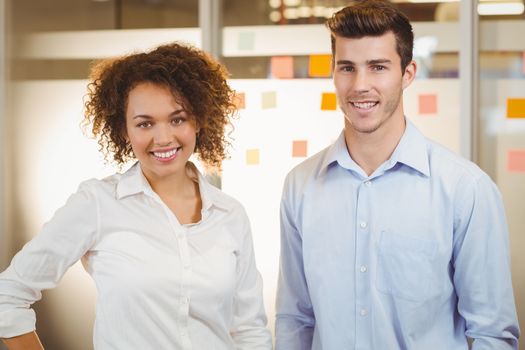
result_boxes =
[125,82,198,185]
[333,31,415,137]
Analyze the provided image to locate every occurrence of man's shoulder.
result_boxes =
[426,139,489,184]
[286,144,333,183]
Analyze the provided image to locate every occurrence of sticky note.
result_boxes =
[418,94,438,115]
[271,56,294,79]
[246,149,260,165]
[292,140,308,157]
[507,98,525,118]
[507,150,525,172]
[262,91,277,109]
[521,52,525,74]
[233,92,245,109]
[308,54,332,77]
[238,32,255,51]
[321,92,337,110]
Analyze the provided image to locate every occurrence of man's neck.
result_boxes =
[344,116,406,177]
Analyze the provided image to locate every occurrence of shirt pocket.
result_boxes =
[376,230,439,302]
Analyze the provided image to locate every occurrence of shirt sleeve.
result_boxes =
[230,206,273,349]
[0,182,99,338]
[275,174,315,350]
[452,174,520,349]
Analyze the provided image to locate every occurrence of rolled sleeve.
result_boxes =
[275,175,315,350]
[230,208,272,349]
[452,174,520,349]
[0,182,99,338]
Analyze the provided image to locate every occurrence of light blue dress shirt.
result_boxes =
[276,120,520,350]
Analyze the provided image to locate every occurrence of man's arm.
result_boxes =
[2,331,44,350]
[275,176,315,350]
[452,174,520,349]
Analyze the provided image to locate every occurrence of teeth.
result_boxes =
[153,148,178,158]
[352,101,377,109]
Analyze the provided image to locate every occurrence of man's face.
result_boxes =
[333,32,415,136]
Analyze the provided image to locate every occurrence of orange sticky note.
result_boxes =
[321,92,337,110]
[418,94,438,115]
[292,140,308,157]
[507,98,525,118]
[246,149,260,165]
[308,54,332,77]
[507,150,525,172]
[262,91,277,109]
[233,92,245,109]
[271,56,294,79]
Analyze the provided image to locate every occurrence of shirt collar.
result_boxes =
[116,162,151,199]
[388,119,430,177]
[116,162,234,212]
[318,131,362,177]
[318,118,430,177]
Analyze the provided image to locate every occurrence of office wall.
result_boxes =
[3,21,524,350]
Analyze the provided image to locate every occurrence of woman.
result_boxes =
[0,43,272,349]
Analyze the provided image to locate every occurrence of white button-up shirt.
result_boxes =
[0,162,272,349]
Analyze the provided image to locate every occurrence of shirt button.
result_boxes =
[360,221,367,229]
[360,308,368,316]
[365,180,372,186]
[360,265,367,273]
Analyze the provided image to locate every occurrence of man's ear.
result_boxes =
[402,60,417,90]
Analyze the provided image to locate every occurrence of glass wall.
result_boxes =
[479,16,525,350]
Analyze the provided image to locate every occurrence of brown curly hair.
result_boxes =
[83,42,236,170]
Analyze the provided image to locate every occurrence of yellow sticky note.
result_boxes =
[271,56,294,79]
[262,91,277,109]
[246,149,260,165]
[292,140,308,158]
[507,98,525,119]
[309,55,332,77]
[321,92,337,110]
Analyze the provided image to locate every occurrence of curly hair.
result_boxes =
[83,42,236,170]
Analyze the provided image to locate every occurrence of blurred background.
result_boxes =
[0,0,524,349]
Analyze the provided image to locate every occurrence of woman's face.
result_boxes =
[124,82,198,185]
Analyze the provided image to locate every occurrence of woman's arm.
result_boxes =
[2,331,44,350]
[230,207,272,349]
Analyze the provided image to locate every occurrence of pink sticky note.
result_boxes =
[522,52,525,75]
[233,92,245,109]
[292,140,308,157]
[271,56,294,79]
[507,150,525,173]
[418,94,438,115]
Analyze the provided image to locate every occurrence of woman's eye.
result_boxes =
[172,117,185,125]
[137,121,152,128]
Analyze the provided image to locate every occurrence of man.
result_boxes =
[275,1,520,349]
